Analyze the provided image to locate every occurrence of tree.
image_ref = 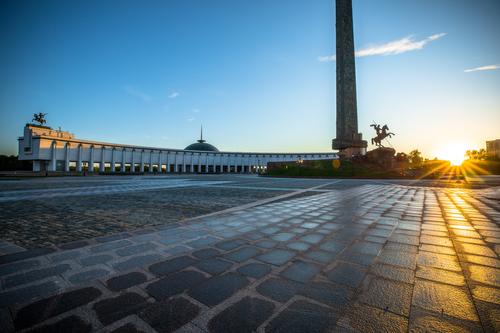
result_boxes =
[395,152,409,163]
[409,150,423,166]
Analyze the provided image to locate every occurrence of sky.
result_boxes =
[1,0,499,158]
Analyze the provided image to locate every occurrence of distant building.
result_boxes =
[486,139,500,159]
[18,124,337,173]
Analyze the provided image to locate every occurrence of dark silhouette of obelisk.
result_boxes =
[332,0,367,157]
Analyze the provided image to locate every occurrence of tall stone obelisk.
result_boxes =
[332,0,367,157]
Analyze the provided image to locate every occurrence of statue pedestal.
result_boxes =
[367,147,395,169]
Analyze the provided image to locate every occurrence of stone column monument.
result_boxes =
[332,0,367,157]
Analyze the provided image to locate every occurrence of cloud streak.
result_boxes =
[464,64,500,73]
[123,86,151,102]
[168,91,180,99]
[318,33,447,62]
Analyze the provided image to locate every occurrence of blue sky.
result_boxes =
[1,0,499,158]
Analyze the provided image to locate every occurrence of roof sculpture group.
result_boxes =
[32,113,47,126]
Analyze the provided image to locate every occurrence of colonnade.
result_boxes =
[33,140,336,173]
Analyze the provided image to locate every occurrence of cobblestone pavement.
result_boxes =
[1,176,327,249]
[0,176,499,332]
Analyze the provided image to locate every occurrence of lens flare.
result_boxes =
[435,143,468,166]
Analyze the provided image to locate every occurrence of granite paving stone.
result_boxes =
[115,243,157,257]
[256,277,299,302]
[304,250,336,263]
[67,268,110,284]
[287,242,311,251]
[223,246,260,263]
[214,239,246,251]
[80,254,114,267]
[0,279,65,307]
[139,297,200,333]
[340,302,408,333]
[265,300,338,332]
[326,262,367,288]
[192,248,220,259]
[237,262,271,279]
[4,264,71,289]
[256,249,295,266]
[359,276,413,316]
[412,279,479,322]
[148,255,197,276]
[298,281,351,309]
[0,259,40,276]
[106,271,148,291]
[208,296,275,333]
[280,260,320,283]
[194,258,233,275]
[113,254,163,271]
[188,272,249,306]
[109,323,148,333]
[146,270,207,300]
[90,240,133,253]
[93,292,148,325]
[14,287,101,330]
[26,315,92,333]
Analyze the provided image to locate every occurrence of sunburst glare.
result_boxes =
[435,143,468,166]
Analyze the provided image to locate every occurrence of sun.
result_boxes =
[435,143,468,166]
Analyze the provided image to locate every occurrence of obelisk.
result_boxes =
[332,0,367,157]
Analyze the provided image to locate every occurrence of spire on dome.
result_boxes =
[198,125,205,143]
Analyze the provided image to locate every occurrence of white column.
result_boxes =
[121,148,126,172]
[100,146,105,172]
[64,143,70,172]
[140,150,145,172]
[77,144,82,172]
[182,153,186,173]
[131,149,135,173]
[148,150,152,173]
[49,141,57,171]
[227,154,231,173]
[166,152,170,173]
[88,145,94,172]
[174,153,178,172]
[158,151,162,173]
[198,153,202,173]
[111,148,116,173]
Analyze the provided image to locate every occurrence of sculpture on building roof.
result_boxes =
[370,123,395,147]
[32,113,47,126]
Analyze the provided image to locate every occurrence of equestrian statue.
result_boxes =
[370,123,395,147]
[32,113,47,126]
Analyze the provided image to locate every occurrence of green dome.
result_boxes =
[184,126,219,151]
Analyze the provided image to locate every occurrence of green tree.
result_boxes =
[409,150,423,166]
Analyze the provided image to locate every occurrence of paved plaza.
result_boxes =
[0,175,499,332]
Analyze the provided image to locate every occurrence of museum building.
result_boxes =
[18,124,337,173]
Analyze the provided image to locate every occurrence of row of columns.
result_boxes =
[45,141,335,173]
[48,142,300,173]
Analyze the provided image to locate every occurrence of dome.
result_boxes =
[184,141,219,152]
[184,126,219,152]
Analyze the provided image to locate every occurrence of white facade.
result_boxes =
[18,125,338,173]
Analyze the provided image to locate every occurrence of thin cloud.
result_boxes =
[464,64,500,73]
[187,117,195,122]
[168,91,180,99]
[318,33,447,62]
[123,86,152,102]
[193,109,200,113]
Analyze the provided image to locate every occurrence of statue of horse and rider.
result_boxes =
[32,112,47,126]
[370,123,395,147]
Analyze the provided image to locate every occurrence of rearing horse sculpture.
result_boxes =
[32,113,47,126]
[370,123,395,147]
